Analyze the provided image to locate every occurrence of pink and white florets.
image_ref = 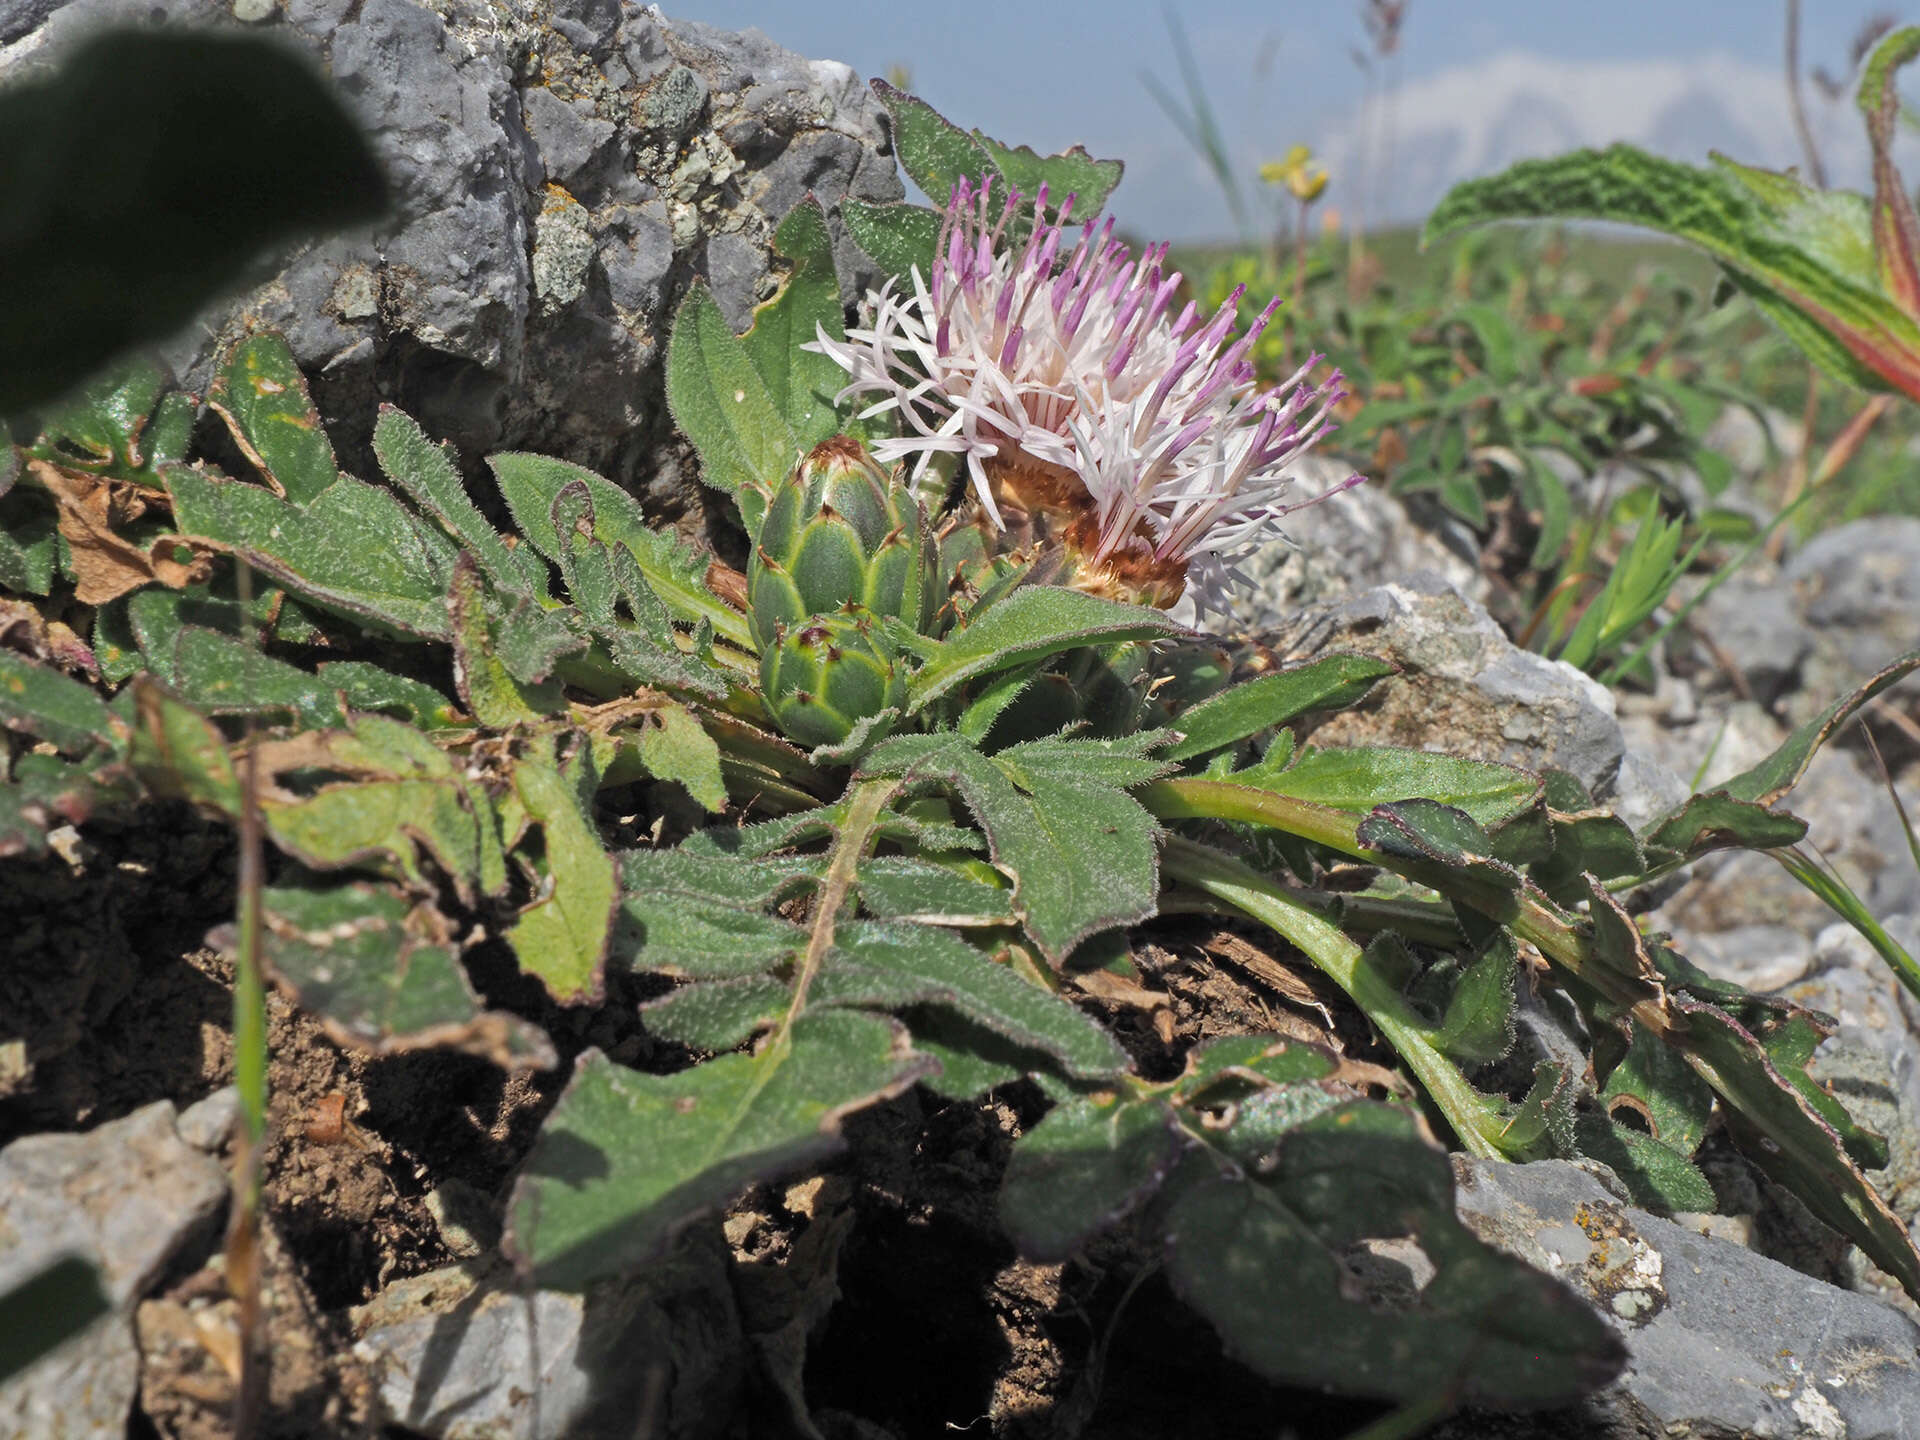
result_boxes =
[806,176,1361,614]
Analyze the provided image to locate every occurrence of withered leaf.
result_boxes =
[31,460,210,604]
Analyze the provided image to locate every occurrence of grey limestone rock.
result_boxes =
[1221,458,1489,623]
[351,1233,744,1440]
[1695,575,1818,703]
[1452,1156,1920,1439]
[0,0,905,518]
[0,1101,228,1440]
[1253,573,1627,794]
[1787,516,1920,698]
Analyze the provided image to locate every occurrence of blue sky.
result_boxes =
[670,2,1917,239]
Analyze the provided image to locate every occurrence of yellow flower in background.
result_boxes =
[1261,145,1328,204]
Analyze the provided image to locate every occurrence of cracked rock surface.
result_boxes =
[1453,1157,1920,1439]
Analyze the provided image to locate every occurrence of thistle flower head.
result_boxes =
[807,176,1360,614]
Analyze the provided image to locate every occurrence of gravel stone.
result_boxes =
[0,1101,227,1440]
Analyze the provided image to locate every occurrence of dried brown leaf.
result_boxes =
[32,460,212,604]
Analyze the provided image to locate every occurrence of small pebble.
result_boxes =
[175,1087,243,1154]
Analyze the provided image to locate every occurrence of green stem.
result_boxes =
[774,776,898,1046]
[1143,778,1670,1035]
[230,555,269,1438]
[1161,836,1503,1159]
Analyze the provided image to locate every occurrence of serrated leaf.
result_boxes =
[641,975,788,1050]
[488,452,751,648]
[448,555,567,724]
[1174,1034,1340,1100]
[854,856,1015,926]
[841,200,940,282]
[1261,746,1541,829]
[1641,791,1809,864]
[1599,1026,1713,1156]
[253,880,550,1065]
[1643,652,1912,867]
[741,200,851,451]
[1164,1124,1626,1406]
[1432,928,1519,1066]
[614,851,812,979]
[861,731,1161,961]
[32,356,168,470]
[634,702,727,813]
[999,1094,1183,1261]
[504,738,617,1004]
[213,333,340,505]
[0,650,115,754]
[1676,997,1920,1296]
[373,406,548,596]
[127,678,240,812]
[665,282,797,538]
[311,661,464,730]
[1425,144,1920,402]
[259,723,508,901]
[1717,650,1920,807]
[167,466,453,639]
[160,625,347,728]
[1165,654,1395,763]
[833,921,1127,1079]
[971,133,1123,216]
[990,731,1173,791]
[1530,794,1646,904]
[871,79,999,208]
[506,1011,932,1289]
[909,588,1180,711]
[1356,799,1526,894]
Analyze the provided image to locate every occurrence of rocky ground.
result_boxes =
[3,2,1920,1438]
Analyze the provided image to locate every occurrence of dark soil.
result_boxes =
[6,819,1621,1440]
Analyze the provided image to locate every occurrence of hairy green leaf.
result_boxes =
[841,200,940,282]
[506,1011,932,1289]
[634,703,728,813]
[1676,998,1920,1295]
[972,133,1123,216]
[909,588,1180,711]
[741,200,853,451]
[0,651,116,754]
[168,466,453,639]
[665,282,797,537]
[1164,654,1395,762]
[862,731,1162,961]
[373,407,548,596]
[1425,144,1920,401]
[212,334,340,505]
[1257,746,1541,829]
[253,880,550,1064]
[1164,1123,1625,1406]
[504,738,617,1004]
[999,1094,1183,1261]
[871,78,999,207]
[833,921,1127,1079]
[489,452,749,647]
